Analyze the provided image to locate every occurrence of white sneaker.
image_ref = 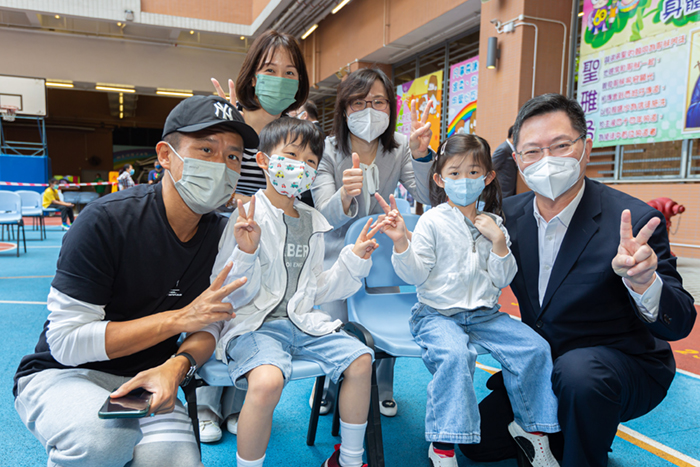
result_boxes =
[226,413,238,435]
[508,421,559,467]
[379,399,397,417]
[428,443,458,467]
[199,419,222,443]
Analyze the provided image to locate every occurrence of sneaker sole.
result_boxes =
[512,436,536,463]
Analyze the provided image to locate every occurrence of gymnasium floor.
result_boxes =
[1,218,699,466]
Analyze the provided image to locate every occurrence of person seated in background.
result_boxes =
[148,163,164,185]
[42,177,74,230]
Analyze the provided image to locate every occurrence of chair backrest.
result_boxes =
[16,190,42,210]
[344,214,422,357]
[394,198,411,214]
[343,213,488,358]
[62,191,80,204]
[78,191,99,205]
[344,214,420,289]
[0,191,22,222]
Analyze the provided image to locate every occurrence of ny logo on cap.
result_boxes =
[214,102,234,121]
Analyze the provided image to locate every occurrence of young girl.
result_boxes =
[379,134,560,467]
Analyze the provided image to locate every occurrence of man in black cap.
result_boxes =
[13,96,258,467]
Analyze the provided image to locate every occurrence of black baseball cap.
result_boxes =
[162,95,259,148]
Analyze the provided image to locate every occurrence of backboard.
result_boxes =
[0,75,47,116]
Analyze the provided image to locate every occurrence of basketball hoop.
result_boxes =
[0,105,18,122]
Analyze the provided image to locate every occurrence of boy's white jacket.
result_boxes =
[392,203,517,314]
[202,190,372,362]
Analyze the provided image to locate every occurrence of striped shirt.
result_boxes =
[236,147,267,196]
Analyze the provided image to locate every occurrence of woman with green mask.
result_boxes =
[212,30,310,205]
[200,29,310,444]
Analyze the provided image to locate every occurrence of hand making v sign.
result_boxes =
[234,195,261,255]
[409,98,433,159]
[611,209,661,294]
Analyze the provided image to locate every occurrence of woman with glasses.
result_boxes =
[310,68,433,417]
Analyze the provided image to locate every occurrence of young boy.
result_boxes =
[191,117,380,467]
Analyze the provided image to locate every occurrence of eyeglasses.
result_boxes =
[517,134,586,164]
[349,98,390,112]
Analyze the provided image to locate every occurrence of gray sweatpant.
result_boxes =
[15,368,203,467]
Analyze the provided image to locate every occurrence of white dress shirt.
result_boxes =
[532,184,662,321]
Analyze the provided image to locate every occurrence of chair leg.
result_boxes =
[182,379,204,458]
[21,221,26,253]
[16,223,20,257]
[331,378,342,437]
[364,359,385,467]
[307,375,326,446]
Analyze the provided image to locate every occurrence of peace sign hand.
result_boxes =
[352,218,381,260]
[234,195,261,255]
[611,209,660,293]
[409,98,433,159]
[212,78,236,105]
[372,193,411,248]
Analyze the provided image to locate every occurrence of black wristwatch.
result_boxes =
[172,352,197,386]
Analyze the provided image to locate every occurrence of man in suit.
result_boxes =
[460,94,696,467]
[491,125,518,198]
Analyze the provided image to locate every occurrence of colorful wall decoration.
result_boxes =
[447,56,479,138]
[396,70,443,151]
[578,0,700,147]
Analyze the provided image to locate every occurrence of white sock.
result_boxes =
[236,452,265,467]
[339,419,367,467]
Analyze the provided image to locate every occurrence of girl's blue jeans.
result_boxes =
[409,303,560,444]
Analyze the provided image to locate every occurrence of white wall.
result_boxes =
[0,27,246,93]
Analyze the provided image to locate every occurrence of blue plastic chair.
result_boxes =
[184,327,379,461]
[0,191,27,256]
[16,190,46,240]
[394,198,411,214]
[344,214,488,466]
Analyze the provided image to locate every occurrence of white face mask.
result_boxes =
[347,108,390,143]
[265,153,317,198]
[519,144,586,201]
[166,143,241,214]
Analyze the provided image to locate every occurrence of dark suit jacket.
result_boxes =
[503,178,696,390]
[492,141,518,198]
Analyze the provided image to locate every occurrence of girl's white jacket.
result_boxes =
[392,203,517,315]
[202,190,372,362]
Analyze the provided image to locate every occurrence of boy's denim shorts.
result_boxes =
[226,319,374,390]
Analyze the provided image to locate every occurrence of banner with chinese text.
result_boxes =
[396,70,443,151]
[578,0,700,147]
[447,57,479,137]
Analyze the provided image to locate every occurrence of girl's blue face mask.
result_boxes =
[442,175,485,207]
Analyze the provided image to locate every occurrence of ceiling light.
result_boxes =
[301,24,318,40]
[45,81,74,88]
[156,89,194,97]
[95,85,136,93]
[119,112,124,119]
[578,11,584,17]
[55,15,60,19]
[332,0,352,14]
[117,22,123,26]
[240,36,245,40]
[189,30,195,34]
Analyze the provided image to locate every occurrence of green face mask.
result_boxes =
[254,74,299,116]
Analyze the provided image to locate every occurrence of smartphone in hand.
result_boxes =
[98,388,153,419]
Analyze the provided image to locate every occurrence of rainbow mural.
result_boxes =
[446,101,477,138]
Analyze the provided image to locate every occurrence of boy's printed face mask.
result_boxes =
[265,153,317,198]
